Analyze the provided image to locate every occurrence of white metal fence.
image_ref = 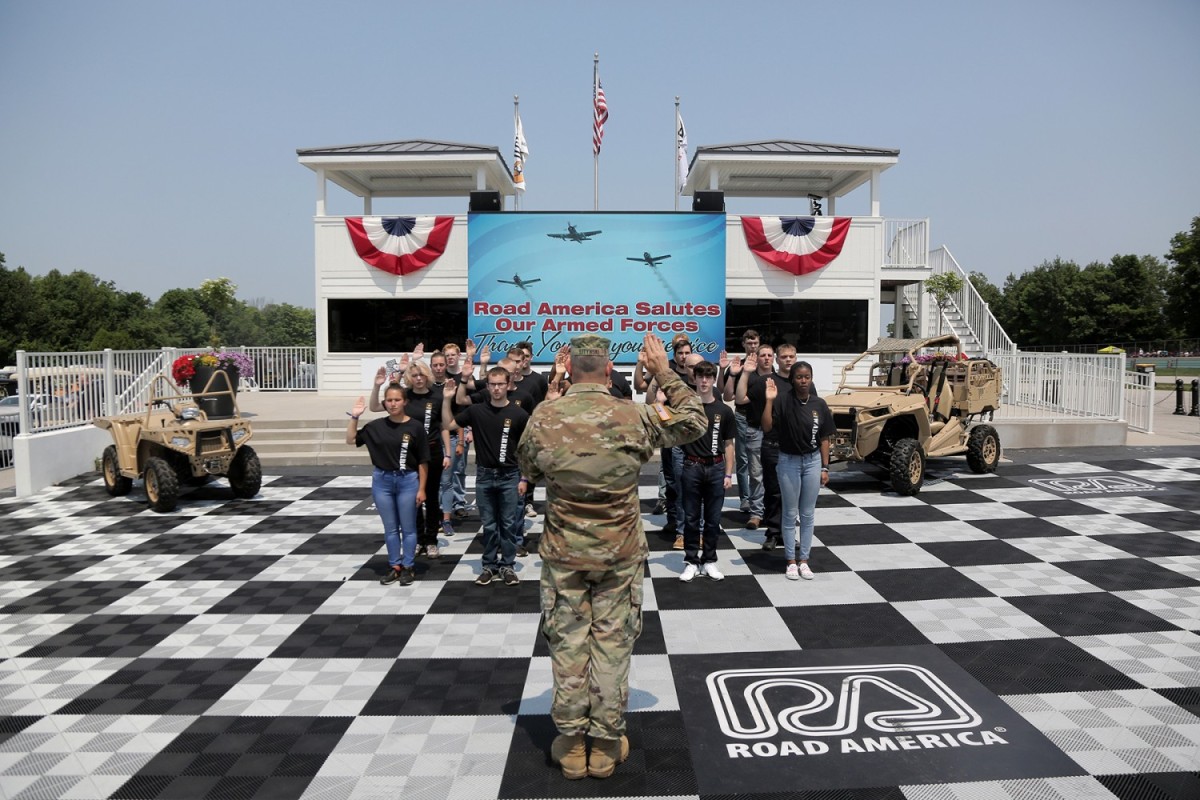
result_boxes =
[902,246,1017,358]
[1123,370,1155,434]
[991,352,1126,421]
[882,218,929,269]
[2,346,316,443]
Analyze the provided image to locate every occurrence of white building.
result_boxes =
[298,138,938,393]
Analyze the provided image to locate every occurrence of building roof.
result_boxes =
[297,139,515,198]
[683,139,899,199]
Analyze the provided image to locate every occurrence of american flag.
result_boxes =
[593,78,608,156]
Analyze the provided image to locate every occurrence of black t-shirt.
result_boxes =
[469,385,535,412]
[455,401,529,468]
[774,393,836,456]
[745,372,790,429]
[518,370,549,406]
[356,416,431,471]
[404,386,445,452]
[682,399,737,459]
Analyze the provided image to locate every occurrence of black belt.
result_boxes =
[683,455,723,465]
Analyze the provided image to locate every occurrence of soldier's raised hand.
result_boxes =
[643,334,669,374]
[765,379,778,400]
[412,342,425,360]
[465,339,477,360]
[351,396,367,417]
[729,356,743,375]
[479,344,491,363]
[719,350,730,369]
[373,366,387,387]
[745,351,759,371]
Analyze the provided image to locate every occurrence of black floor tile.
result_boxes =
[21,614,196,658]
[1097,771,1200,800]
[0,554,95,581]
[365,657,530,716]
[1100,531,1200,558]
[1008,499,1105,517]
[159,554,282,581]
[428,574,542,614]
[0,531,71,553]
[969,517,1083,539]
[270,614,422,659]
[206,581,344,615]
[289,534,383,555]
[1154,686,1200,719]
[778,603,928,649]
[861,505,958,524]
[1120,511,1200,531]
[243,515,340,534]
[56,657,260,716]
[937,638,1144,694]
[126,533,233,555]
[0,580,147,614]
[917,539,1044,567]
[1007,592,1184,636]
[652,574,771,611]
[815,524,910,546]
[1054,557,1200,591]
[858,567,994,601]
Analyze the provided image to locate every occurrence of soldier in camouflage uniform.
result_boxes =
[518,332,706,779]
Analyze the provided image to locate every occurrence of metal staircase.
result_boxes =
[900,246,1016,359]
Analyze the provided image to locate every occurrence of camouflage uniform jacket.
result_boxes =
[518,369,706,570]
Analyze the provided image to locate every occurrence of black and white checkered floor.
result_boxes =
[1,448,1198,800]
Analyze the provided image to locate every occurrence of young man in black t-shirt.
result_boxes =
[679,360,736,582]
[444,367,529,587]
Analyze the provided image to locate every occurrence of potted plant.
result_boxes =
[171,351,255,418]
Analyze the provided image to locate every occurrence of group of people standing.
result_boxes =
[343,329,835,779]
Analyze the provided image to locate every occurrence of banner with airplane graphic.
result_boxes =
[467,212,726,363]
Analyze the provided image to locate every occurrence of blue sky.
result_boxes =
[0,0,1196,309]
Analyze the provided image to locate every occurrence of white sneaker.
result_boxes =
[701,562,724,581]
[798,562,814,580]
[785,563,800,581]
[680,563,700,582]
[525,503,537,518]
[426,543,440,559]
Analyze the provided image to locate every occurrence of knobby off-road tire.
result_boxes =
[143,456,180,513]
[228,445,262,499]
[889,438,926,496]
[102,445,132,496]
[966,424,1001,473]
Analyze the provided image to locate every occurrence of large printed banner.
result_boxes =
[468,213,726,364]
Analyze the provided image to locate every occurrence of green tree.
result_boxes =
[1001,258,1097,346]
[198,277,238,347]
[153,289,210,347]
[0,254,37,366]
[260,303,316,346]
[923,272,964,335]
[1165,216,1200,339]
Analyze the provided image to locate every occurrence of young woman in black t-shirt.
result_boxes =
[762,361,835,582]
[347,383,430,586]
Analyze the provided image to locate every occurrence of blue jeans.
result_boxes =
[476,465,520,570]
[742,423,764,516]
[660,446,684,527]
[372,468,419,569]
[440,433,469,512]
[733,411,751,506]
[682,460,724,565]
[777,451,822,561]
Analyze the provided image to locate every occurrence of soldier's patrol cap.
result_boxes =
[569,334,610,357]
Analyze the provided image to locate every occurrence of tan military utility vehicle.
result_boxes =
[825,335,1002,495]
[94,372,260,512]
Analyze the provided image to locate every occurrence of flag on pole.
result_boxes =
[675,108,688,194]
[513,112,529,192]
[593,75,608,156]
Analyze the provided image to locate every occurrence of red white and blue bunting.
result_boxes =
[741,216,851,276]
[345,216,454,276]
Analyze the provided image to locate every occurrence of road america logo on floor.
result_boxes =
[672,646,1084,794]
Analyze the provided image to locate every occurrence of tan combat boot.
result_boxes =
[550,733,587,780]
[587,735,629,778]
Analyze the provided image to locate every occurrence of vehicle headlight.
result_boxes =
[170,437,190,448]
[180,408,201,420]
[232,429,247,442]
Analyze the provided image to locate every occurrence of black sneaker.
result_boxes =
[762,535,778,551]
[516,542,529,557]
[398,566,415,586]
[500,567,520,586]
[453,507,469,521]
[380,567,404,585]
[476,568,495,586]
[651,500,666,515]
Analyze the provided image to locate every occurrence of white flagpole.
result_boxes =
[514,95,520,211]
[674,96,680,212]
[593,52,599,212]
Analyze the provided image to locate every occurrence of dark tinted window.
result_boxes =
[725,299,868,353]
[327,299,468,353]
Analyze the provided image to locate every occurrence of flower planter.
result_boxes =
[189,365,238,419]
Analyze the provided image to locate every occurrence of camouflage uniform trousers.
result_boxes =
[539,558,644,740]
